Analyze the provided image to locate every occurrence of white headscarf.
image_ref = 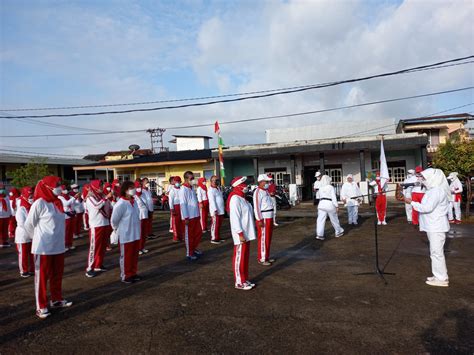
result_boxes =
[346,174,353,181]
[319,175,332,187]
[447,172,459,180]
[421,168,452,201]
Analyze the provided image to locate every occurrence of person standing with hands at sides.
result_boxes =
[208,175,225,244]
[0,183,13,248]
[141,178,156,240]
[402,169,416,224]
[134,180,150,255]
[447,172,463,224]
[15,186,35,277]
[340,174,362,225]
[58,185,77,251]
[370,171,388,225]
[82,184,90,231]
[169,176,183,242]
[85,180,112,278]
[227,176,256,290]
[267,176,279,226]
[111,181,141,284]
[411,166,426,226]
[253,174,275,266]
[196,177,210,233]
[102,182,115,252]
[25,176,72,319]
[178,171,203,261]
[166,176,175,233]
[405,168,451,287]
[313,171,322,205]
[8,188,20,240]
[316,175,344,240]
[70,184,84,240]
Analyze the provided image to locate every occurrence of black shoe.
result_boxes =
[93,266,108,272]
[132,275,142,282]
[121,278,134,284]
[268,258,276,263]
[194,249,203,256]
[85,270,97,278]
[28,272,35,276]
[20,272,31,278]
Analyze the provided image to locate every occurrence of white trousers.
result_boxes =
[405,203,412,222]
[426,232,448,281]
[346,205,358,224]
[316,209,344,237]
[448,201,461,221]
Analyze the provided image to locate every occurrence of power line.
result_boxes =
[1,56,473,119]
[0,148,84,158]
[0,86,472,138]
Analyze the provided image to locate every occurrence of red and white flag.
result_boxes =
[379,138,389,188]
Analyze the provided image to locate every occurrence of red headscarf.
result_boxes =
[89,180,111,218]
[225,176,247,213]
[198,177,207,191]
[60,184,71,201]
[0,184,7,211]
[82,184,90,199]
[112,179,121,195]
[134,180,142,196]
[20,186,33,212]
[34,176,64,213]
[9,187,20,200]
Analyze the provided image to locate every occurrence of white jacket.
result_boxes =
[134,195,149,220]
[340,182,362,207]
[411,187,450,233]
[178,185,200,220]
[402,175,417,198]
[253,187,274,220]
[86,196,110,228]
[111,198,141,244]
[15,205,32,243]
[74,197,85,213]
[196,186,208,202]
[0,197,12,218]
[169,187,180,210]
[25,199,65,255]
[449,178,463,194]
[208,186,225,216]
[229,194,256,245]
[318,185,338,211]
[9,198,17,216]
[141,189,154,212]
[313,180,321,199]
[58,195,75,220]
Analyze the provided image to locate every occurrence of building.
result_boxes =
[83,149,153,162]
[169,135,212,151]
[396,113,472,154]
[214,133,429,200]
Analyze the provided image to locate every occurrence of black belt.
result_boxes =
[261,209,273,212]
[350,197,359,200]
[320,198,332,201]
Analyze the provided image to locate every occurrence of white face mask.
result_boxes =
[128,188,137,196]
[136,187,142,193]
[243,187,249,193]
[263,183,269,189]
[175,183,181,188]
[28,198,34,204]
[52,187,62,196]
[63,190,68,194]
[106,187,111,191]
[9,192,13,196]
[190,179,196,185]
[145,183,150,188]
[73,188,79,193]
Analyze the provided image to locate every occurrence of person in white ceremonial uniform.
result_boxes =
[313,171,322,205]
[340,174,362,225]
[15,186,35,277]
[402,169,416,224]
[207,175,225,244]
[447,172,463,224]
[316,175,344,240]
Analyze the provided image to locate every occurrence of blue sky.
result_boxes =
[0,0,473,156]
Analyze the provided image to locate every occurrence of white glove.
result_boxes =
[110,230,119,245]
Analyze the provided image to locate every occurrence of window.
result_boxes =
[264,168,289,186]
[429,130,440,146]
[389,167,406,183]
[324,168,342,183]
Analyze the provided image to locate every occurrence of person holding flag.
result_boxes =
[215,121,226,184]
[196,177,209,233]
[370,138,390,225]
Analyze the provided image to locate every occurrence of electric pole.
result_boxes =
[147,128,168,153]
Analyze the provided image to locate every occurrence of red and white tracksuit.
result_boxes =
[411,185,425,226]
[8,198,17,239]
[0,197,12,245]
[197,186,209,232]
[253,187,274,262]
[58,195,75,248]
[141,188,154,236]
[86,196,111,272]
[371,180,387,223]
[73,196,85,238]
[15,205,34,274]
[178,184,202,257]
[208,186,225,241]
[448,178,463,222]
[229,194,256,286]
[169,187,183,241]
[134,194,149,250]
[111,198,141,281]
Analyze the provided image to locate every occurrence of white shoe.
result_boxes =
[315,235,325,241]
[426,276,449,282]
[245,280,256,288]
[382,221,387,225]
[377,221,382,225]
[169,229,173,233]
[426,279,449,287]
[210,240,220,245]
[273,223,279,226]
[36,308,51,319]
[50,300,73,308]
[235,283,253,291]
[335,231,344,238]
[142,249,149,254]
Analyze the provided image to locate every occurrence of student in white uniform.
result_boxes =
[0,183,12,248]
[169,176,183,242]
[207,175,225,244]
[71,184,85,239]
[111,181,141,284]
[15,186,35,277]
[313,172,322,205]
[227,176,256,291]
[25,176,72,319]
[405,168,451,287]
[134,180,150,255]
[316,175,344,240]
[141,178,156,239]
[340,174,362,225]
[196,177,210,233]
[447,172,463,224]
[58,185,77,251]
[253,174,275,266]
[402,169,416,224]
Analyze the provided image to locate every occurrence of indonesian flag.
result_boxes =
[215,121,225,179]
[379,138,389,188]
[214,121,220,134]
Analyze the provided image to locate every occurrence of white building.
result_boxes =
[169,135,212,151]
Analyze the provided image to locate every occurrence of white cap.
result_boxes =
[407,169,415,175]
[346,174,353,179]
[315,172,321,177]
[231,176,247,187]
[257,174,273,182]
[71,184,79,189]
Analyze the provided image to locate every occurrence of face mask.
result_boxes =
[136,187,142,193]
[263,183,269,189]
[190,179,196,185]
[9,192,13,196]
[175,183,181,188]
[63,190,68,194]
[0,189,5,195]
[52,187,62,196]
[128,188,136,196]
[106,187,111,191]
[242,187,249,193]
[73,189,79,193]
[115,183,120,187]
[28,198,34,204]
[145,183,150,188]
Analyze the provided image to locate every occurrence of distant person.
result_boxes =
[267,176,279,226]
[58,185,77,251]
[178,171,202,261]
[207,175,225,244]
[166,176,175,233]
[340,174,362,225]
[447,172,463,224]
[402,169,416,224]
[15,186,35,277]
[0,183,13,248]
[25,176,72,319]
[134,180,150,255]
[253,174,275,266]
[369,171,388,225]
[141,178,156,239]
[316,175,344,240]
[405,168,451,287]
[111,181,141,284]
[8,188,20,239]
[196,177,209,233]
[227,176,256,291]
[70,184,85,239]
[313,172,322,205]
[169,176,183,242]
[411,166,426,226]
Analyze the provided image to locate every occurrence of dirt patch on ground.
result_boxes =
[1,204,473,353]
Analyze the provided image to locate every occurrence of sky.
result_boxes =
[0,0,473,157]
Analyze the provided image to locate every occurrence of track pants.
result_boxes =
[8,216,17,238]
[183,217,202,257]
[34,253,65,310]
[171,205,183,241]
[87,226,110,271]
[65,218,74,248]
[257,218,273,262]
[411,192,424,225]
[233,241,250,286]
[200,200,209,231]
[405,202,413,223]
[169,214,174,232]
[146,212,154,236]
[448,201,462,222]
[346,205,358,224]
[83,212,90,230]
[140,219,147,250]
[375,194,387,223]
[211,214,224,241]
[426,232,448,281]
[119,240,140,281]
[316,208,344,237]
[74,212,84,236]
[0,217,9,244]
[17,242,34,274]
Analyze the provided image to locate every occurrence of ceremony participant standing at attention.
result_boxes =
[169,176,183,242]
[313,171,322,205]
[411,166,426,226]
[253,174,275,266]
[25,176,72,319]
[82,184,90,231]
[405,168,451,287]
[0,184,13,248]
[178,171,203,261]
[267,177,279,226]
[208,175,225,244]
[8,188,20,239]
[70,184,84,240]
[85,180,112,278]
[141,178,156,239]
[340,174,362,225]
[166,176,174,233]
[447,172,463,224]
[134,181,150,255]
[227,176,256,291]
[370,172,388,225]
[196,177,209,233]
[402,169,416,224]
[15,186,35,277]
[112,179,121,200]
[316,175,344,240]
[58,185,77,251]
[111,181,141,284]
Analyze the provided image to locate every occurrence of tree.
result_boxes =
[432,137,474,218]
[11,158,50,188]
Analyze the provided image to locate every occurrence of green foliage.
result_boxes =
[432,137,474,179]
[11,158,50,188]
